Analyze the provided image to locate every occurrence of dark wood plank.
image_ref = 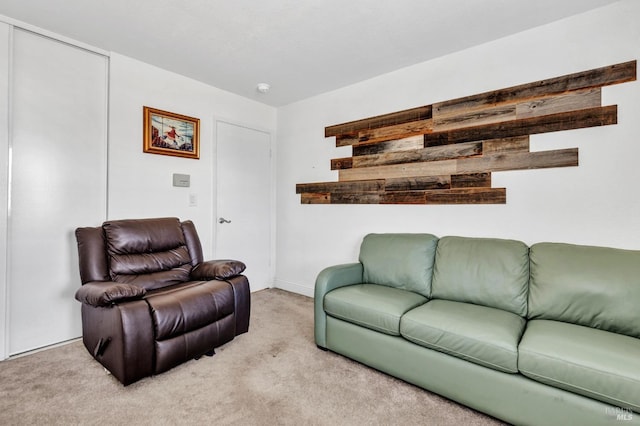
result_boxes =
[433,60,635,116]
[353,135,424,156]
[353,141,482,168]
[331,157,353,170]
[385,175,450,191]
[325,106,432,138]
[296,180,383,194]
[381,191,428,204]
[456,148,578,174]
[451,173,492,188]
[331,193,381,204]
[424,105,617,145]
[335,133,359,147]
[425,188,506,204]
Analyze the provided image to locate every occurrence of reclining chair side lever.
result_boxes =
[93,337,112,357]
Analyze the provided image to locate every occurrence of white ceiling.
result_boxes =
[0,0,619,106]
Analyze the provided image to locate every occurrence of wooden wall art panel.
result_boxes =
[297,60,636,204]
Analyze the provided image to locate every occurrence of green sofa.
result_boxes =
[314,234,640,425]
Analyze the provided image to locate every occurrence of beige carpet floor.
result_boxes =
[0,289,503,425]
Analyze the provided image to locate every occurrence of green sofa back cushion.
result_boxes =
[360,233,438,298]
[431,236,530,316]
[529,242,640,339]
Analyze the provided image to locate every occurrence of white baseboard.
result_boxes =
[274,279,314,298]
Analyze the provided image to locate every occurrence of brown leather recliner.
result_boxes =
[74,217,250,385]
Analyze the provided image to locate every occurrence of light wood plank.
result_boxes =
[353,141,481,168]
[516,88,601,119]
[433,104,515,132]
[301,193,330,204]
[456,148,578,174]
[353,135,424,156]
[483,136,530,153]
[358,119,433,144]
[339,159,457,182]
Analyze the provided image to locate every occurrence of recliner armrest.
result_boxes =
[75,281,146,307]
[191,259,246,280]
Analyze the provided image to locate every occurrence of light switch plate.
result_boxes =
[172,173,190,187]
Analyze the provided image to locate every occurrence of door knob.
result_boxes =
[218,217,232,224]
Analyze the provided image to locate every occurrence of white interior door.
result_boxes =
[7,29,107,355]
[215,121,272,292]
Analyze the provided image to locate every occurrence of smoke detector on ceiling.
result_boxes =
[256,83,271,93]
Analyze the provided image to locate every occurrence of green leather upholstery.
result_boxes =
[360,233,438,297]
[529,242,640,339]
[325,284,427,336]
[519,320,640,411]
[314,262,363,348]
[401,299,525,373]
[431,236,529,316]
[314,234,640,424]
[326,316,640,426]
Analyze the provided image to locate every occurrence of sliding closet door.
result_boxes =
[8,29,107,355]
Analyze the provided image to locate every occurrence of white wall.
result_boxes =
[275,0,640,297]
[0,21,10,359]
[108,53,276,258]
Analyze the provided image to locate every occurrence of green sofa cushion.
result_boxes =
[400,299,526,373]
[519,320,640,412]
[324,284,428,336]
[529,242,640,339]
[431,236,530,316]
[359,233,438,298]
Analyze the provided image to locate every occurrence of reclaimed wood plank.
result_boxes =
[353,135,424,156]
[358,119,433,144]
[301,193,330,204]
[331,157,353,170]
[432,104,516,131]
[296,180,384,194]
[381,191,428,204]
[516,88,601,119]
[483,136,530,153]
[433,60,635,116]
[425,188,506,204]
[353,141,482,168]
[335,133,359,147]
[456,148,578,174]
[451,173,492,188]
[331,193,381,204]
[325,106,432,138]
[339,159,457,182]
[384,175,450,191]
[424,105,617,146]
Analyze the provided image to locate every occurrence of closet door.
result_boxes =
[8,29,107,355]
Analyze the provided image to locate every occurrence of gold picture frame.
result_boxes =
[143,106,200,159]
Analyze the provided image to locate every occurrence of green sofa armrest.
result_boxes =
[314,262,363,348]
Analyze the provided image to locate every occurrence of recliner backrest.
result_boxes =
[103,217,197,291]
[359,233,439,298]
[431,236,530,316]
[529,242,640,339]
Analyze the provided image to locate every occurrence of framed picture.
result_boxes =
[143,106,200,159]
